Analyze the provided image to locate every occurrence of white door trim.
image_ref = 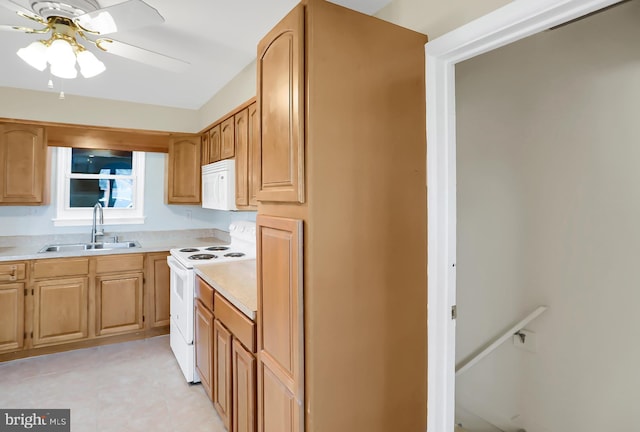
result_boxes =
[425,0,621,430]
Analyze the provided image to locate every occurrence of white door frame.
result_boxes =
[425,0,620,430]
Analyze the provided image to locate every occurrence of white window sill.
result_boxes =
[52,216,146,227]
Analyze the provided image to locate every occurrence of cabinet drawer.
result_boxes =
[214,292,256,353]
[196,277,214,310]
[96,254,144,274]
[33,258,89,279]
[0,262,26,282]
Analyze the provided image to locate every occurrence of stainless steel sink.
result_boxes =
[38,241,141,253]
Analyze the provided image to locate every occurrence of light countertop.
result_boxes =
[0,229,230,262]
[194,259,257,320]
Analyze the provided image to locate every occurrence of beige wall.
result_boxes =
[198,60,256,130]
[455,1,640,431]
[375,0,510,39]
[0,87,198,132]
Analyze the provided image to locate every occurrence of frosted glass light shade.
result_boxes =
[77,50,106,78]
[46,39,76,66]
[50,62,78,79]
[16,41,47,71]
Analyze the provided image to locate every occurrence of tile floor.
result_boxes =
[0,335,225,432]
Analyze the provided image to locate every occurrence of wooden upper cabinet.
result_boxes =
[248,102,259,207]
[235,108,250,208]
[256,215,303,432]
[167,135,201,204]
[201,132,211,167]
[257,4,305,204]
[0,123,48,205]
[221,117,235,160]
[209,124,222,164]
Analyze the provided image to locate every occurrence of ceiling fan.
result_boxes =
[0,0,189,79]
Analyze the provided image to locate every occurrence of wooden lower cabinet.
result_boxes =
[32,277,88,347]
[0,253,171,360]
[146,252,171,328]
[214,318,233,430]
[195,299,214,399]
[0,282,24,353]
[256,215,303,432]
[233,339,256,432]
[96,272,144,336]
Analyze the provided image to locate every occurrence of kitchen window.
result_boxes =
[54,147,145,226]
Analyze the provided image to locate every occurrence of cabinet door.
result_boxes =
[233,339,256,432]
[214,319,233,430]
[201,132,211,166]
[209,125,221,163]
[235,108,250,207]
[248,102,259,207]
[96,272,144,336]
[195,299,214,400]
[256,4,305,204]
[221,117,235,160]
[146,252,170,328]
[33,277,88,347]
[0,282,24,353]
[167,135,201,204]
[256,215,303,432]
[0,123,47,204]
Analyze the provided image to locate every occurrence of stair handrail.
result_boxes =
[455,305,548,377]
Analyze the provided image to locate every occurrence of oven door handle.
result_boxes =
[167,255,190,279]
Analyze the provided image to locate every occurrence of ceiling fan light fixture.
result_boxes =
[46,38,76,66]
[77,49,105,78]
[16,41,48,71]
[50,62,78,79]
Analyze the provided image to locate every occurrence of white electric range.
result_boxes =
[167,221,256,383]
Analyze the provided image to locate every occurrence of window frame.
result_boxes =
[53,147,146,226]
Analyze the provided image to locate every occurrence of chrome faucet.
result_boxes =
[91,202,104,244]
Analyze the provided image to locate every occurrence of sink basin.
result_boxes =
[92,241,141,250]
[38,241,141,253]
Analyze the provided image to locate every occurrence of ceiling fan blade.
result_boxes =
[0,24,42,33]
[74,0,164,35]
[0,0,47,23]
[0,0,34,16]
[96,38,189,73]
[0,24,21,31]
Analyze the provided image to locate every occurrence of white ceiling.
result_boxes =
[0,0,391,109]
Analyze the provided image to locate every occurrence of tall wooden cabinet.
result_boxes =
[256,2,428,431]
[256,215,303,432]
[0,123,48,205]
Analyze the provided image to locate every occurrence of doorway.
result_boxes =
[425,0,625,430]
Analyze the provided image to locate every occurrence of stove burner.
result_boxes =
[188,254,218,260]
[179,248,200,253]
[224,252,245,258]
[206,246,230,251]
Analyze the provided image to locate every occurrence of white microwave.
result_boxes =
[202,160,237,211]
